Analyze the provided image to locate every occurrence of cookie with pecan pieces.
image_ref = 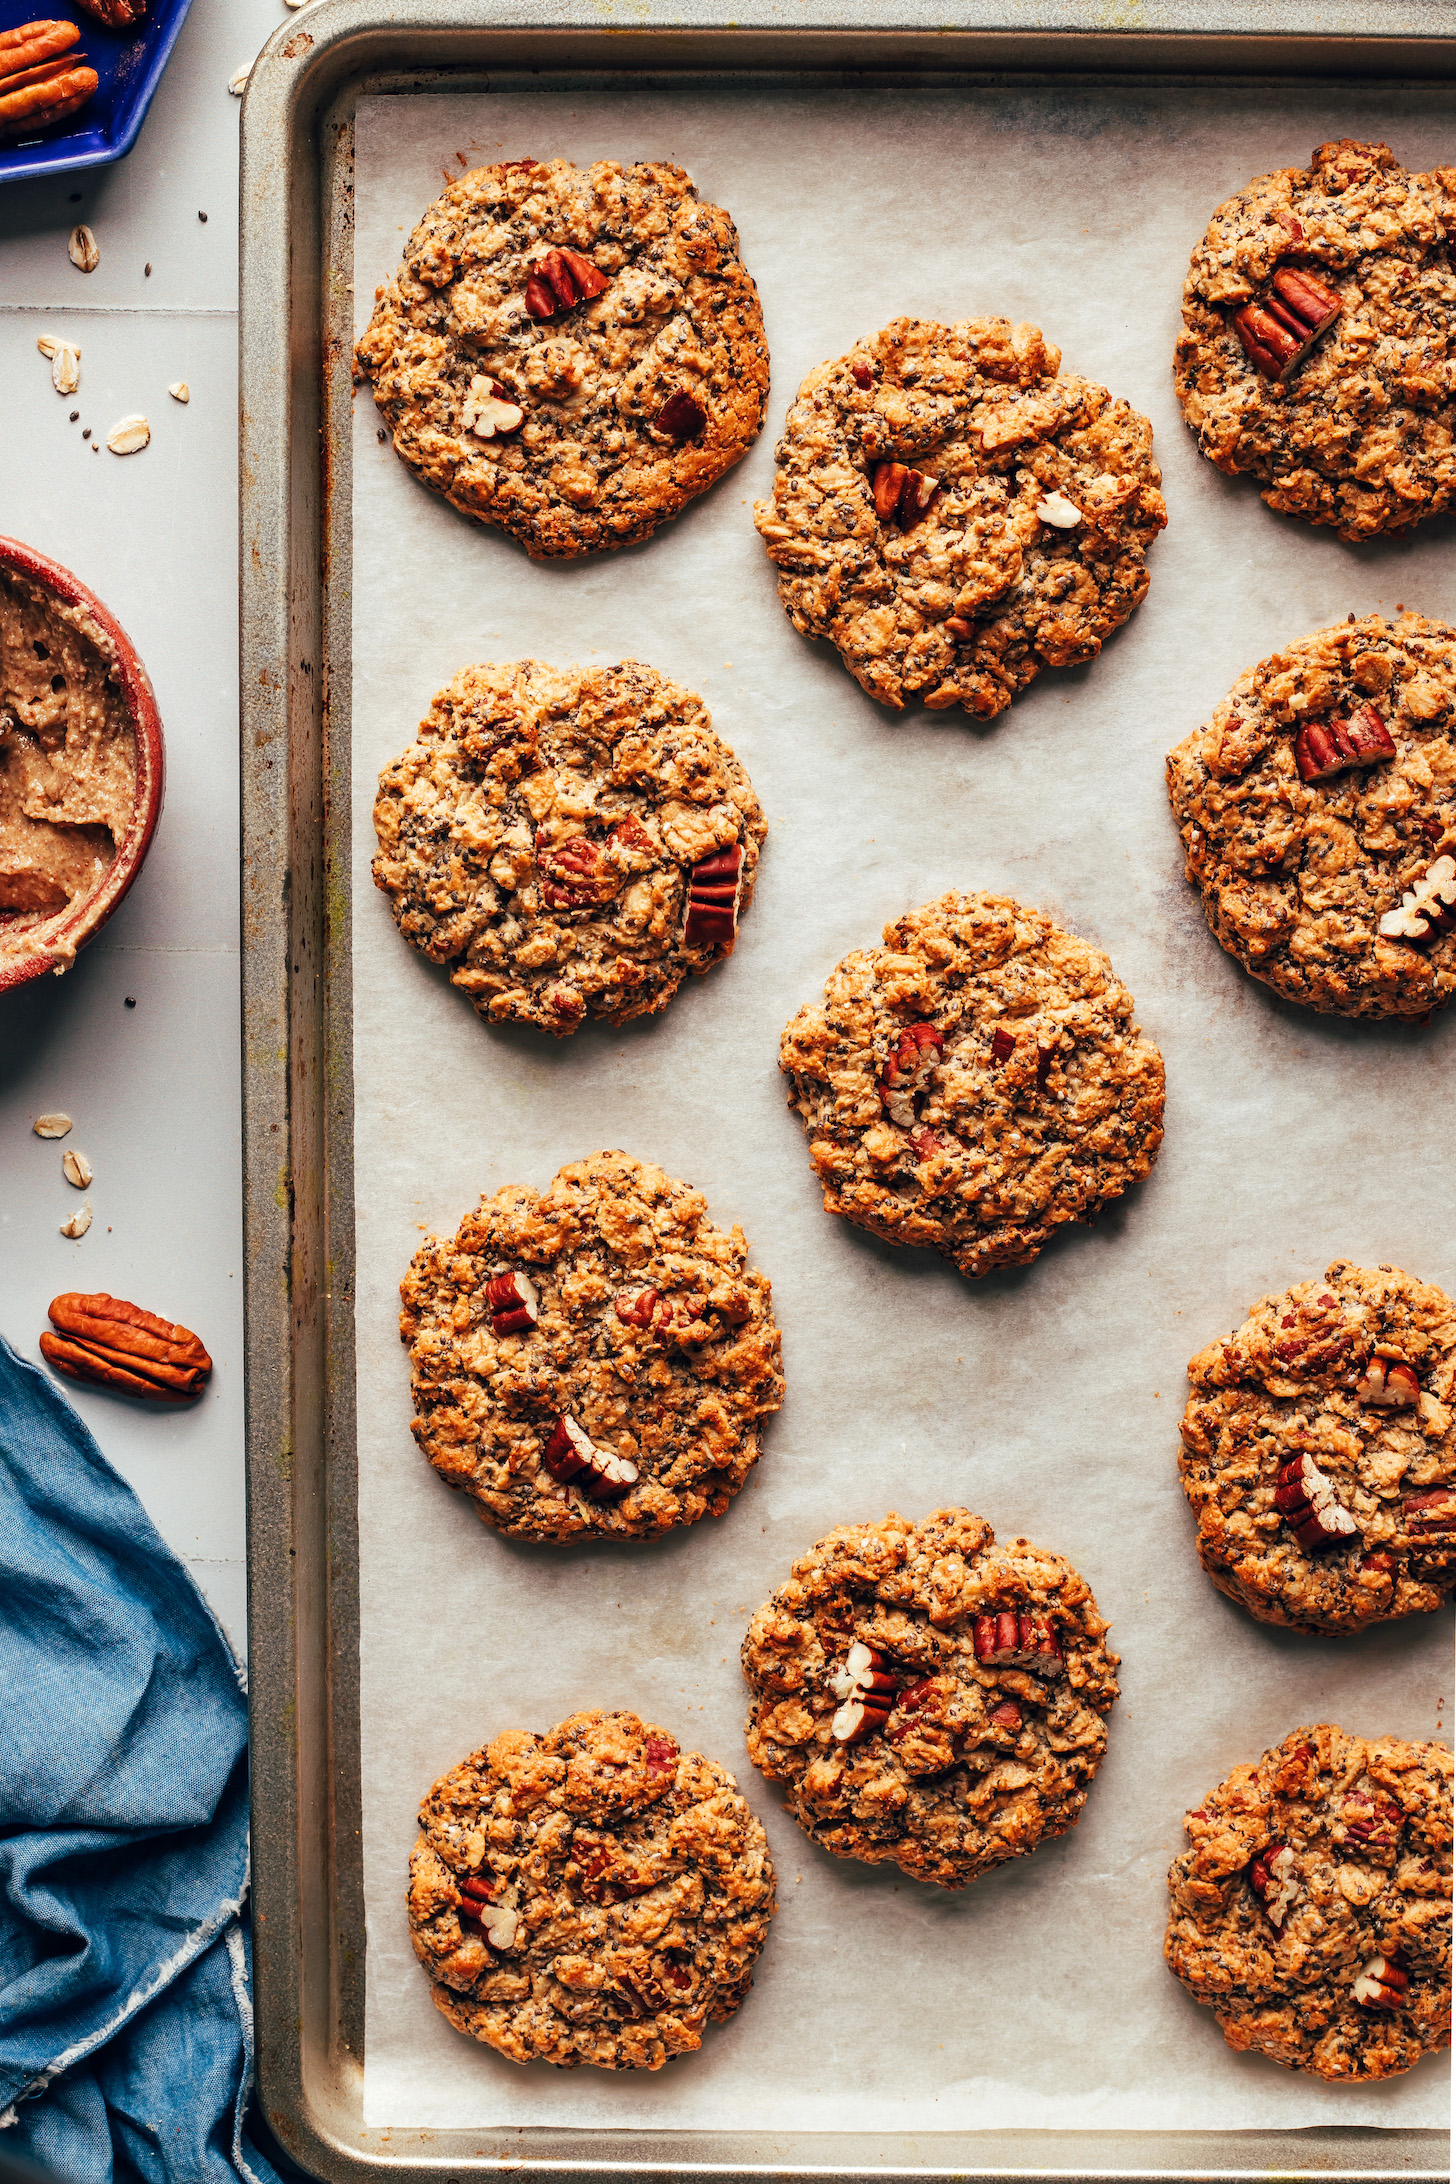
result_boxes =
[408,1710,776,2070]
[1167,612,1456,1019]
[1175,142,1456,540]
[372,659,765,1034]
[778,891,1165,1279]
[752,315,1165,718]
[400,1152,783,1543]
[1179,1260,1456,1635]
[1166,1724,1452,2080]
[355,158,768,558]
[741,1508,1119,1888]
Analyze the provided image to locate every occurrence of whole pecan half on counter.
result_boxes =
[41,1292,212,1402]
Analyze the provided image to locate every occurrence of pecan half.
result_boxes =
[1293,703,1396,783]
[972,1611,1066,1679]
[523,244,610,319]
[1232,266,1342,380]
[1355,1356,1420,1408]
[878,1022,943,1126]
[1379,854,1456,943]
[41,1292,212,1403]
[682,842,743,951]
[0,26,97,142]
[486,1269,539,1336]
[1248,1841,1299,1927]
[1352,1953,1409,2011]
[1273,1453,1360,1551]
[541,1414,638,1501]
[871,461,941,531]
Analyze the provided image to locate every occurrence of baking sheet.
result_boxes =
[349,79,1454,2134]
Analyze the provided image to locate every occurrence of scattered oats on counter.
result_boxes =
[59,1202,92,1239]
[168,381,189,403]
[36,335,80,394]
[61,1147,92,1189]
[67,224,98,273]
[33,1113,73,1138]
[106,415,150,455]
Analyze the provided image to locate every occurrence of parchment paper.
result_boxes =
[350,80,1454,2133]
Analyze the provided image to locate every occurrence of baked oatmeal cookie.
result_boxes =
[1167,612,1456,1020]
[355,158,769,558]
[778,891,1165,1279]
[1174,142,1456,541]
[741,1508,1119,1888]
[372,658,766,1034]
[408,1710,776,2069]
[753,315,1166,717]
[1166,1724,1452,2081]
[399,1152,783,1543]
[1178,1260,1456,1636]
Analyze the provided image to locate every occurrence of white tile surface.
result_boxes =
[0,0,286,1664]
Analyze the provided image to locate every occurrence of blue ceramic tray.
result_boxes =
[0,0,193,185]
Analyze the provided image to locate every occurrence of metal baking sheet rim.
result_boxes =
[237,5,1456,2178]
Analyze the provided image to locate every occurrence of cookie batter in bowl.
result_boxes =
[0,540,162,988]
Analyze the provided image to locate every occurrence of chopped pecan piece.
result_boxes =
[1352,1952,1409,2010]
[990,1701,1023,1730]
[1334,1795,1402,1859]
[1034,490,1082,529]
[1355,1356,1420,1407]
[656,389,707,442]
[1232,266,1342,380]
[682,842,743,950]
[972,1611,1066,1678]
[850,361,874,388]
[614,1285,661,1330]
[536,833,618,911]
[871,461,941,530]
[1248,1841,1299,1927]
[829,1639,898,1741]
[541,1414,638,1501]
[1293,704,1396,783]
[1272,1453,1360,1551]
[461,374,524,440]
[41,1292,212,1403]
[990,1026,1015,1064]
[878,1021,944,1126]
[486,1268,539,1336]
[1402,1488,1456,1543]
[908,1123,945,1161]
[1379,854,1456,943]
[523,244,610,319]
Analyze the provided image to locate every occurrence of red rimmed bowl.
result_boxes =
[0,536,164,994]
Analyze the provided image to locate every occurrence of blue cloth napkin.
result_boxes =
[0,1335,281,2184]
